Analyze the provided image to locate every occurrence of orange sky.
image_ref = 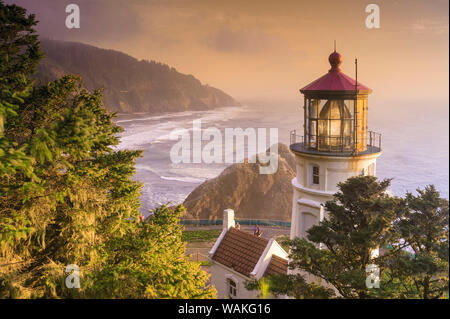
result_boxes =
[8,0,450,102]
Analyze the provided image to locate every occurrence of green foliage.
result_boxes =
[0,0,42,92]
[0,1,216,299]
[35,39,238,114]
[385,185,449,299]
[275,235,291,252]
[181,229,222,243]
[199,260,211,267]
[246,274,335,299]
[286,176,402,298]
[0,0,42,178]
[262,176,449,299]
[85,205,216,299]
[0,74,143,298]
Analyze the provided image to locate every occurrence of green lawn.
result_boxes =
[181,229,222,243]
[199,260,211,267]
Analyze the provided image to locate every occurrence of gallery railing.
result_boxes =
[290,130,381,154]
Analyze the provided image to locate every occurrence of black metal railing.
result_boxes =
[290,130,382,154]
[367,131,382,152]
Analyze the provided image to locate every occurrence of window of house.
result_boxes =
[312,165,320,185]
[227,279,237,298]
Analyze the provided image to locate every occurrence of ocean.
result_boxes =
[115,98,449,216]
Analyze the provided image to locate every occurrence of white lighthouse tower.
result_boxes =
[290,50,382,241]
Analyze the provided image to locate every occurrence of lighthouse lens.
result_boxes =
[318,99,352,151]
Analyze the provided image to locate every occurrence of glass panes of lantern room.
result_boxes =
[304,97,367,153]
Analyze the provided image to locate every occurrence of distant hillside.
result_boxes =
[35,39,240,113]
[183,144,295,221]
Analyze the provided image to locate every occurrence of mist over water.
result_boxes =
[370,98,449,199]
[115,98,449,216]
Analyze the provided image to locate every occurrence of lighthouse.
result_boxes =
[289,50,382,240]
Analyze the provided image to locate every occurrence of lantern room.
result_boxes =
[289,49,384,245]
[291,50,381,155]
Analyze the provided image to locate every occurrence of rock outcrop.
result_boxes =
[183,144,295,221]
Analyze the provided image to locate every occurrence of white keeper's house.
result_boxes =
[209,209,288,299]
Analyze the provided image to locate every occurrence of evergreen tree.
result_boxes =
[286,176,402,298]
[0,74,144,298]
[386,185,449,299]
[0,1,215,299]
[86,205,216,299]
[0,1,41,93]
[0,0,41,176]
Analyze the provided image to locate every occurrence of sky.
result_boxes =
[6,0,449,103]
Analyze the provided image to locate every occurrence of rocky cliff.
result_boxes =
[183,144,295,221]
[35,39,240,113]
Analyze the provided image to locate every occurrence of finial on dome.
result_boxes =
[328,50,342,72]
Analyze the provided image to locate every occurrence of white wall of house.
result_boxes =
[251,239,288,279]
[210,261,258,299]
[209,209,288,299]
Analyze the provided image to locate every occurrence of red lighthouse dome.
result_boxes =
[300,51,371,93]
[328,51,342,72]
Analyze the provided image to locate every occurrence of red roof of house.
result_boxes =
[212,227,269,277]
[263,255,288,277]
[300,51,371,93]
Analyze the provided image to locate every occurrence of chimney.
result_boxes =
[223,209,235,230]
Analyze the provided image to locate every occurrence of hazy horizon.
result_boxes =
[6,0,449,103]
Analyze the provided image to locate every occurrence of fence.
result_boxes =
[180,219,291,228]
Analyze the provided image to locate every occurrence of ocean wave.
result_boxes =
[115,106,246,150]
[116,106,244,124]
[159,176,205,183]
[168,166,225,180]
[115,110,196,123]
[135,164,215,184]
